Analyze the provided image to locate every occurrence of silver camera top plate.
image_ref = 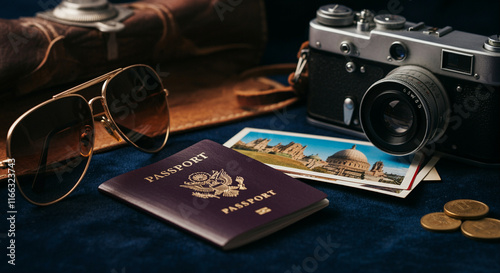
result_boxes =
[309,11,500,85]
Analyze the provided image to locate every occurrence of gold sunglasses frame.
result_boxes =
[0,64,170,206]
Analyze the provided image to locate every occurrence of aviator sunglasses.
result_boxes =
[0,64,170,206]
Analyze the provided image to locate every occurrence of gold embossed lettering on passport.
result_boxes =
[221,190,277,215]
[256,207,272,215]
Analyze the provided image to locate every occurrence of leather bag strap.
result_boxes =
[234,41,310,109]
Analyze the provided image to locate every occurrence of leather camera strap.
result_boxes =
[233,41,310,109]
[234,63,298,108]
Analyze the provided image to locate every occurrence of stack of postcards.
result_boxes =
[224,128,440,198]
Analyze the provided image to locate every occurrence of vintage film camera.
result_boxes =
[306,4,500,165]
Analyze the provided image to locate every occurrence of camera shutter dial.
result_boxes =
[316,4,354,27]
[374,14,406,30]
[484,34,500,52]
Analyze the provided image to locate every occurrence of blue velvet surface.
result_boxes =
[2,104,500,273]
[1,1,500,272]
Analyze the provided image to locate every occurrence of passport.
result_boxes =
[98,140,329,250]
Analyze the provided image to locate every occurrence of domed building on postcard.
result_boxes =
[324,145,371,178]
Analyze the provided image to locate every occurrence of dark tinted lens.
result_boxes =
[9,96,93,205]
[382,99,414,135]
[105,66,169,152]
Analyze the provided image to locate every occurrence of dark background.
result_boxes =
[263,0,500,63]
[1,1,499,273]
[3,0,499,64]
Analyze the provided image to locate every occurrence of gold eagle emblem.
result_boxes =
[180,169,246,199]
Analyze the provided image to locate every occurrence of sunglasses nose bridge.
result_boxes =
[88,96,105,108]
[88,96,123,142]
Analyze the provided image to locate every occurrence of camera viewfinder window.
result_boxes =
[441,50,473,75]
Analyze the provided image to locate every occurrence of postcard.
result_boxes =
[286,156,439,198]
[223,128,424,190]
[422,166,441,182]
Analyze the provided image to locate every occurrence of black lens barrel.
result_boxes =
[360,66,449,156]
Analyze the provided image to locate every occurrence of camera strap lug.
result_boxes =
[293,48,309,83]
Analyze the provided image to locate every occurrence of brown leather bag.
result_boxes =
[0,0,266,96]
[0,0,301,181]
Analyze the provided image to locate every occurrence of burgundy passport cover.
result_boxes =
[98,140,329,250]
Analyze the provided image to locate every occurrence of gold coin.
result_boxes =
[420,212,462,232]
[461,218,500,240]
[443,199,489,219]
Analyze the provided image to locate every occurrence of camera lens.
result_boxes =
[389,42,407,61]
[363,91,419,148]
[360,66,450,155]
[383,99,414,135]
